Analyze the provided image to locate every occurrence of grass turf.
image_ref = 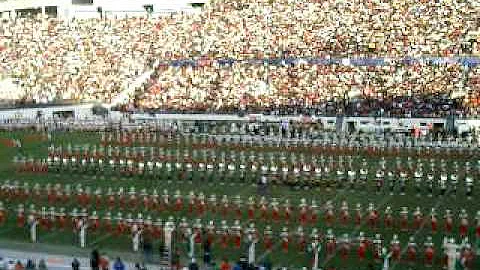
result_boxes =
[0,130,478,270]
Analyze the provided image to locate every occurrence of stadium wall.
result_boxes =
[0,104,96,120]
[0,105,478,134]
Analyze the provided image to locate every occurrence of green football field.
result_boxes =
[0,129,478,270]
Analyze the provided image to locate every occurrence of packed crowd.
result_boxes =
[140,62,479,117]
[136,0,480,116]
[151,0,479,59]
[1,0,480,116]
[0,16,156,105]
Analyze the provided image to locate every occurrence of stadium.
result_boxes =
[0,0,479,270]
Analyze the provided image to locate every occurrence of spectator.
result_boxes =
[257,174,268,196]
[15,261,24,270]
[232,263,242,270]
[72,258,80,270]
[113,258,125,270]
[171,249,181,270]
[142,233,153,263]
[38,260,47,270]
[25,259,35,270]
[99,254,109,270]
[260,258,271,270]
[188,258,199,270]
[202,238,211,266]
[91,250,100,270]
[220,258,231,270]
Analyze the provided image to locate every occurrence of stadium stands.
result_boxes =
[0,0,479,115]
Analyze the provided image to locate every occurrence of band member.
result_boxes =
[70,208,79,233]
[399,170,407,195]
[280,227,290,253]
[283,199,292,223]
[325,229,336,256]
[475,211,480,239]
[196,192,206,216]
[459,209,469,238]
[263,225,273,251]
[413,166,423,195]
[102,212,112,233]
[206,220,216,246]
[465,175,474,199]
[450,173,458,196]
[384,206,394,229]
[53,207,65,230]
[340,201,349,226]
[193,218,203,244]
[375,169,385,193]
[259,197,268,221]
[438,172,447,196]
[407,236,417,265]
[178,218,189,243]
[107,188,115,209]
[339,233,350,260]
[118,188,126,210]
[271,198,280,222]
[231,220,242,249]
[310,199,318,225]
[208,194,218,214]
[400,207,409,232]
[161,189,171,213]
[128,187,138,209]
[40,206,49,230]
[188,191,196,214]
[461,243,475,269]
[413,207,423,230]
[354,203,362,227]
[219,220,229,249]
[16,204,24,228]
[143,215,153,236]
[357,232,367,261]
[152,218,163,239]
[234,195,242,220]
[367,203,379,229]
[94,188,103,208]
[299,198,308,225]
[387,171,396,195]
[390,234,401,261]
[47,185,56,205]
[347,168,356,191]
[324,201,334,227]
[426,172,434,197]
[444,209,453,234]
[141,189,150,210]
[89,211,100,232]
[115,212,125,236]
[295,226,306,253]
[221,195,229,217]
[372,234,383,262]
[33,184,42,201]
[146,188,157,210]
[430,208,438,234]
[423,236,434,267]
[174,190,183,212]
[359,165,368,191]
